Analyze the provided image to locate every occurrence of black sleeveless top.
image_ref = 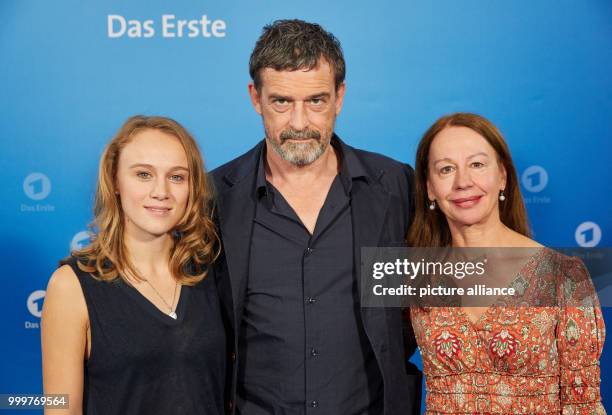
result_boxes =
[62,256,226,415]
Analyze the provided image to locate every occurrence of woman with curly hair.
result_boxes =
[42,115,225,415]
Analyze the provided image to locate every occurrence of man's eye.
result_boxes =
[274,99,288,105]
[310,98,322,105]
[136,171,152,179]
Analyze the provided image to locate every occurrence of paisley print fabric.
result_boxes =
[410,249,606,414]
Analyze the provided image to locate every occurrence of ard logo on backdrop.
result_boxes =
[23,231,91,331]
[575,222,602,248]
[521,165,550,202]
[21,172,55,212]
[71,230,92,252]
[107,14,227,39]
[521,166,602,248]
[25,290,45,329]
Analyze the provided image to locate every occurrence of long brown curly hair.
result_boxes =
[73,115,219,285]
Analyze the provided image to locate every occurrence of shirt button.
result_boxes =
[310,400,318,408]
[305,247,314,255]
[310,348,319,357]
[307,297,316,304]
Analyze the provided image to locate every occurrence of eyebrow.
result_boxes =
[307,92,331,100]
[129,163,189,171]
[268,92,331,101]
[432,152,489,165]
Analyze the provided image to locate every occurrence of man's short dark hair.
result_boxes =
[249,19,346,91]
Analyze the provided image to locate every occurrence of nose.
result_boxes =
[289,101,308,131]
[150,176,169,200]
[453,166,473,190]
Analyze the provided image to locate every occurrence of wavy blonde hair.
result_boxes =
[73,115,219,285]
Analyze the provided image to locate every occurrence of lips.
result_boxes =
[450,195,482,208]
[144,206,172,216]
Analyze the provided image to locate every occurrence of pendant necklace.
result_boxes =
[143,277,179,319]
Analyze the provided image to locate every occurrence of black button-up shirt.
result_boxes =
[237,142,383,415]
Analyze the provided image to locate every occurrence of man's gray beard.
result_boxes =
[267,130,331,167]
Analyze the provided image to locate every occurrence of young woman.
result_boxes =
[407,113,605,414]
[42,116,226,414]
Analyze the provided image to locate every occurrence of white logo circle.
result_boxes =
[521,166,548,193]
[575,221,602,247]
[23,172,52,200]
[71,230,91,251]
[27,290,46,318]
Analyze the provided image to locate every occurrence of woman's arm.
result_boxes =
[41,265,89,415]
[557,257,606,414]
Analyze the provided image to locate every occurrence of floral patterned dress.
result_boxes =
[410,248,606,414]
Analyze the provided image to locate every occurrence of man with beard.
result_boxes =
[211,19,421,415]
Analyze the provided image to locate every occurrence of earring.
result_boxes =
[429,200,436,210]
[499,191,506,201]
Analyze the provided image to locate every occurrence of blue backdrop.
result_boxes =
[1,0,610,411]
